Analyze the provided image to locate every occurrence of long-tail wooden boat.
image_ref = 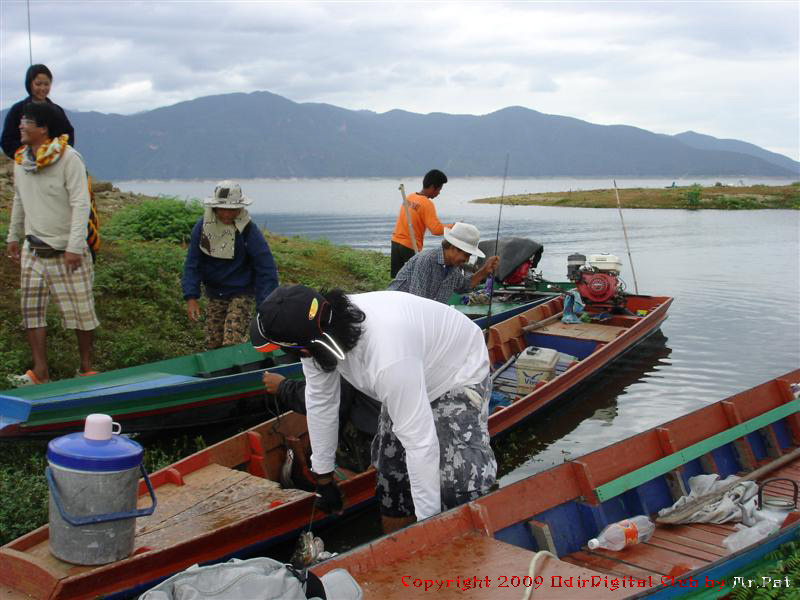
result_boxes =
[0,235,569,439]
[312,369,800,599]
[0,291,672,598]
[0,292,561,439]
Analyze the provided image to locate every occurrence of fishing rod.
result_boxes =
[486,153,510,319]
[26,0,33,65]
[613,179,639,294]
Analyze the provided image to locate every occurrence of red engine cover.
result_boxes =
[577,273,617,303]
[503,261,530,285]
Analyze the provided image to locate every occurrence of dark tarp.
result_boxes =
[477,238,544,281]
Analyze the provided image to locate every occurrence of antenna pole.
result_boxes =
[486,153,510,318]
[26,0,33,64]
[613,180,639,294]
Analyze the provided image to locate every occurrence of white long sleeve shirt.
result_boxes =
[303,290,489,520]
[7,146,89,254]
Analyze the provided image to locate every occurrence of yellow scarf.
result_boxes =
[15,134,69,173]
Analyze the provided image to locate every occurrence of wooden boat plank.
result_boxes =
[648,530,727,557]
[136,464,252,533]
[562,551,659,579]
[587,542,709,575]
[0,548,64,596]
[642,537,723,562]
[692,523,737,534]
[136,469,291,538]
[534,322,627,343]
[347,532,629,599]
[20,536,93,575]
[657,525,729,546]
[136,478,312,550]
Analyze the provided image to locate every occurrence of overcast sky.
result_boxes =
[1,1,798,160]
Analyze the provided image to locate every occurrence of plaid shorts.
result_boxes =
[371,374,497,518]
[204,295,255,349]
[20,246,99,330]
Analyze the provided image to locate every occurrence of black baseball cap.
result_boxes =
[250,285,330,352]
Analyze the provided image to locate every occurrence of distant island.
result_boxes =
[2,90,798,180]
[472,183,800,210]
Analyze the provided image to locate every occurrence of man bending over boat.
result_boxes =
[251,285,497,533]
[388,222,499,304]
[182,181,278,349]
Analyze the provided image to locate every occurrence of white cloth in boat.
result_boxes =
[657,474,758,525]
[302,290,489,521]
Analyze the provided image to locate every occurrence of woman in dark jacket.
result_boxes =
[1,64,75,158]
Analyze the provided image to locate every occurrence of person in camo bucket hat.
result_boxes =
[181,181,278,349]
[250,284,497,535]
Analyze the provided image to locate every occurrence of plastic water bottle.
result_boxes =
[587,516,655,551]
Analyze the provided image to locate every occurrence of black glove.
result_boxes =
[314,479,343,514]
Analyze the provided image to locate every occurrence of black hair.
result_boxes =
[306,289,365,372]
[423,169,448,190]
[442,240,453,251]
[25,64,53,96]
[21,102,63,137]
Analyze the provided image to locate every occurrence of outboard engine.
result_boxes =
[567,253,625,308]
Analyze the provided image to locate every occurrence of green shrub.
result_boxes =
[105,197,202,243]
[335,248,391,290]
[0,441,49,545]
[686,185,702,209]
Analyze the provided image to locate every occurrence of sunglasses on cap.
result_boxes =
[253,313,309,350]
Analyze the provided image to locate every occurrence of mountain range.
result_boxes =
[3,90,798,180]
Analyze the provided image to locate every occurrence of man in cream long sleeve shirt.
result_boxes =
[5,102,99,386]
[251,285,496,533]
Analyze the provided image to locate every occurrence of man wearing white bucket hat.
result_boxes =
[182,181,278,349]
[388,222,499,304]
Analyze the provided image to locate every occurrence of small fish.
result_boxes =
[280,448,295,489]
[290,531,332,569]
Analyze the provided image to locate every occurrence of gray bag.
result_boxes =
[139,557,361,600]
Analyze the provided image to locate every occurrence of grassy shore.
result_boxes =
[0,154,391,545]
[473,182,800,209]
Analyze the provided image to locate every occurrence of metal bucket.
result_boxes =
[46,415,156,565]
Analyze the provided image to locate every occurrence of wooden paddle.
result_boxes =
[398,184,419,254]
[522,312,564,332]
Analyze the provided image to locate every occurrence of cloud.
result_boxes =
[1,1,797,159]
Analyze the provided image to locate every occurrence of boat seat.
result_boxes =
[13,463,314,584]
[532,321,627,343]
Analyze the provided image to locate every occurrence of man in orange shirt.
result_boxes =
[390,169,452,277]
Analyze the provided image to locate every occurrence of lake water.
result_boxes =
[118,177,800,488]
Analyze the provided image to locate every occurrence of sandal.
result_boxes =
[76,370,100,377]
[7,369,45,387]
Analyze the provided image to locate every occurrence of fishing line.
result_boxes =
[613,180,639,294]
[486,153,510,319]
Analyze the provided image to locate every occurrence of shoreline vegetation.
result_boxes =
[472,182,800,209]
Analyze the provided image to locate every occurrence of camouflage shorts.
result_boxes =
[371,374,497,518]
[204,295,255,349]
